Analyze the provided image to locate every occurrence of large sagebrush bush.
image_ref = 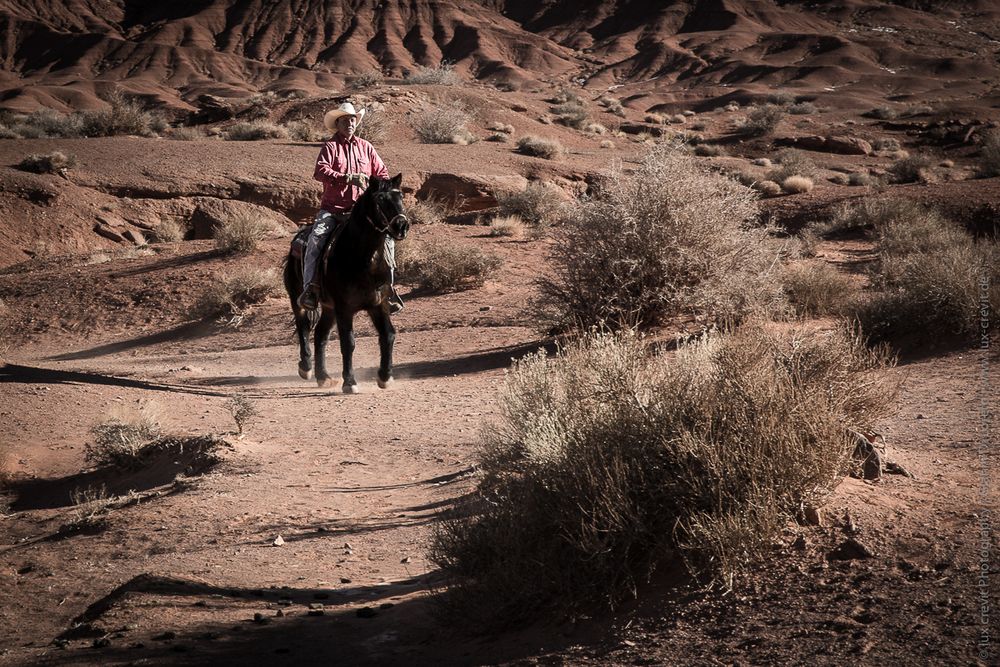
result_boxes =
[432,322,897,625]
[542,146,786,329]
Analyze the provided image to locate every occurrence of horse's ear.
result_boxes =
[390,173,402,189]
[367,176,382,191]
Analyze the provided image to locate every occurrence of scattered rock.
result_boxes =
[400,556,412,564]
[252,612,270,625]
[272,535,285,547]
[123,229,146,245]
[356,607,378,619]
[829,538,874,561]
[93,223,125,243]
[92,637,111,649]
[340,577,352,584]
[850,430,883,481]
[803,506,823,526]
[884,461,914,477]
[308,603,324,610]
[307,609,325,617]
[153,631,176,641]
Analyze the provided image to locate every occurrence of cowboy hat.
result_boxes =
[324,102,366,131]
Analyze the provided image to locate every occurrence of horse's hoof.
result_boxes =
[342,383,359,394]
[316,376,334,388]
[377,377,393,389]
[298,367,313,380]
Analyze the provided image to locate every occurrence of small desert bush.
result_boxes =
[194,267,281,325]
[515,135,563,159]
[488,214,525,238]
[432,322,896,623]
[169,126,206,140]
[407,194,450,225]
[411,104,473,144]
[857,219,999,344]
[551,101,589,129]
[694,144,726,157]
[152,219,187,243]
[227,394,260,435]
[866,106,898,120]
[486,132,509,142]
[214,212,277,253]
[873,137,902,152]
[353,107,389,144]
[788,102,817,115]
[495,182,565,234]
[348,69,385,89]
[754,180,782,197]
[225,121,288,141]
[782,262,855,316]
[888,153,934,183]
[818,197,926,238]
[400,240,501,291]
[285,119,324,142]
[829,173,849,185]
[598,96,625,117]
[600,139,615,149]
[644,113,665,124]
[542,146,786,329]
[17,151,76,174]
[768,148,816,182]
[848,172,872,186]
[79,90,158,137]
[87,403,162,468]
[781,175,814,194]
[738,104,785,137]
[487,121,514,134]
[766,91,795,106]
[404,61,460,86]
[751,157,772,168]
[551,88,583,105]
[978,129,1000,177]
[584,122,608,135]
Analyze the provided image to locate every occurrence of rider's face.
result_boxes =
[335,114,357,137]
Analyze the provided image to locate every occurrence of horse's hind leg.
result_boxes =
[314,307,337,389]
[369,306,396,388]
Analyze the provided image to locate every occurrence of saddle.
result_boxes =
[289,214,350,286]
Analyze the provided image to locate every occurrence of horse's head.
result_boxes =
[366,173,409,241]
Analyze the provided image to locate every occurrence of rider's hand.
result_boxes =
[346,173,368,188]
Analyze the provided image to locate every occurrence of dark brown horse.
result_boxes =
[284,174,409,392]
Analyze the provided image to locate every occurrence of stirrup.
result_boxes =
[298,285,320,310]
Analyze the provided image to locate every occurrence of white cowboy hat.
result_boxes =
[323,102,366,131]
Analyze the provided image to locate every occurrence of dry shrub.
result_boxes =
[873,137,902,152]
[79,90,158,137]
[225,121,288,141]
[788,102,817,115]
[584,122,608,135]
[285,119,324,142]
[169,126,206,140]
[356,107,391,144]
[866,107,898,120]
[768,148,816,181]
[752,158,772,167]
[829,173,849,185]
[486,132,509,142]
[669,114,686,124]
[754,180,782,197]
[888,153,934,183]
[644,113,665,124]
[781,175,814,194]
[432,322,896,624]
[694,144,725,157]
[601,98,626,117]
[348,69,385,89]
[227,394,259,435]
[495,182,565,235]
[411,104,472,144]
[819,197,928,238]
[551,100,589,129]
[600,139,615,149]
[17,151,76,174]
[978,129,1000,177]
[214,213,276,254]
[151,219,187,243]
[400,240,501,292]
[404,61,460,86]
[487,121,514,134]
[407,194,450,225]
[515,135,563,159]
[488,215,525,238]
[541,146,786,329]
[782,262,855,316]
[87,403,162,468]
[194,266,281,325]
[848,172,872,186]
[767,91,795,106]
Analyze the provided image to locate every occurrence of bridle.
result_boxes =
[367,189,409,239]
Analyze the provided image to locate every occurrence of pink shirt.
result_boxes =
[313,134,389,213]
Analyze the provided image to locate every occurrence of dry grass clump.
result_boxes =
[227,394,260,436]
[225,121,288,141]
[214,212,277,254]
[768,148,817,182]
[488,214,525,238]
[515,135,563,159]
[194,266,282,325]
[348,69,385,89]
[432,323,896,624]
[644,113,665,124]
[788,102,817,115]
[739,105,784,137]
[751,158,772,167]
[598,96,625,117]
[873,137,902,152]
[866,106,898,120]
[782,262,855,316]
[551,100,589,129]
[829,173,849,185]
[694,144,726,157]
[495,182,565,235]
[151,219,187,243]
[17,151,76,174]
[487,121,514,134]
[857,208,1000,344]
[978,129,1000,177]
[542,146,786,329]
[407,194,450,225]
[754,180,782,197]
[848,172,872,186]
[400,240,501,292]
[411,104,474,144]
[888,153,934,183]
[169,126,206,140]
[80,90,161,137]
[87,403,162,468]
[781,175,814,194]
[403,61,460,86]
[285,119,324,142]
[486,132,509,142]
[600,139,615,149]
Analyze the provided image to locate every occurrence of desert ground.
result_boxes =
[1,1,999,665]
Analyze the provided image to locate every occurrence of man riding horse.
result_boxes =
[299,101,404,313]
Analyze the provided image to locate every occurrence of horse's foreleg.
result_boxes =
[336,309,358,394]
[314,308,337,388]
[294,308,314,379]
[369,306,396,388]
